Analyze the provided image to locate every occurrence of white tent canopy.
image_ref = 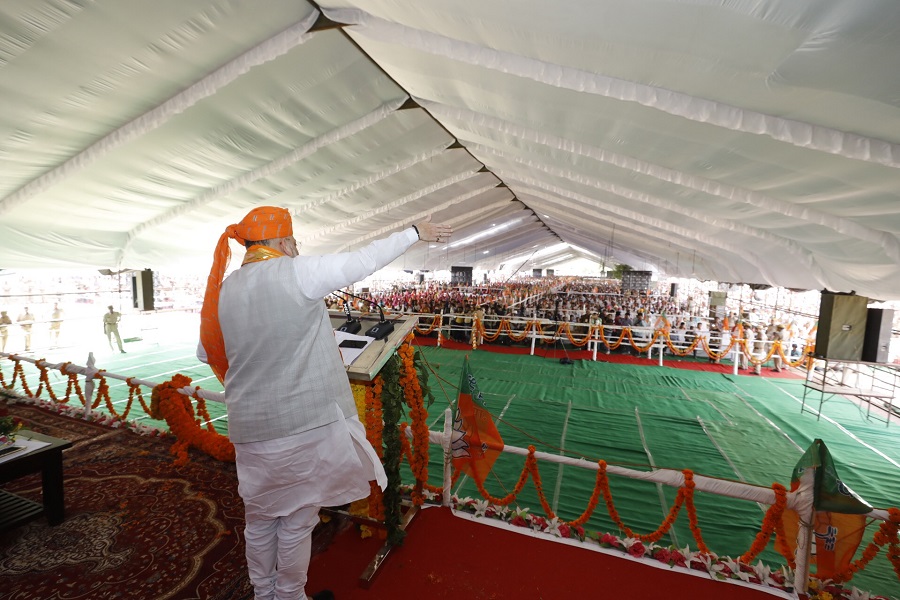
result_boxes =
[2,1,900,298]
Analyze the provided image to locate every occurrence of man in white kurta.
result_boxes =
[199,206,451,600]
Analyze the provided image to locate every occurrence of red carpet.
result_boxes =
[307,506,786,600]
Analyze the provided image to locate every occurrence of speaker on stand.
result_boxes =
[131,269,155,311]
[862,308,893,363]
[814,292,868,361]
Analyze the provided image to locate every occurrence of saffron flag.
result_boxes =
[781,439,870,579]
[451,356,504,485]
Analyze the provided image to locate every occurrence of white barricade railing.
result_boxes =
[0,353,225,422]
[409,408,893,593]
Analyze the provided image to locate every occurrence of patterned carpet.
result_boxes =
[0,402,252,600]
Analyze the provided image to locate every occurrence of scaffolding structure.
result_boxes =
[801,357,900,427]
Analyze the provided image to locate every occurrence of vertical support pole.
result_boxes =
[792,467,816,595]
[82,352,97,417]
[530,321,536,356]
[442,408,453,507]
[658,343,664,367]
[591,325,598,361]
[733,342,739,376]
[437,311,443,348]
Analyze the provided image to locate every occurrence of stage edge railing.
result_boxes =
[411,408,892,593]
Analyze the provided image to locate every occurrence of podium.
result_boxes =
[328,310,423,585]
[329,311,418,382]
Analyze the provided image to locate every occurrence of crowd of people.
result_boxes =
[324,277,821,353]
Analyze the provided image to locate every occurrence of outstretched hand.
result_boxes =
[415,217,453,243]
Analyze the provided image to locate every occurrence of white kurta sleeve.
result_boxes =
[294,228,419,299]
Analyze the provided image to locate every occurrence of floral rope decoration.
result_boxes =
[149,374,235,466]
[12,360,33,396]
[364,377,385,522]
[57,362,84,405]
[740,482,788,564]
[682,469,711,554]
[34,360,57,400]
[126,377,154,417]
[472,446,534,506]
[92,371,111,411]
[398,334,429,505]
[191,387,217,433]
[596,460,686,543]
[774,504,796,570]
[413,314,440,335]
[379,353,406,545]
[830,507,900,583]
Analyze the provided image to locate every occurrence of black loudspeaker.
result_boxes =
[862,308,893,363]
[669,283,678,297]
[450,266,473,286]
[532,268,543,278]
[131,269,155,311]
[815,293,868,361]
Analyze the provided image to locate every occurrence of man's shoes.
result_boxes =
[311,591,335,600]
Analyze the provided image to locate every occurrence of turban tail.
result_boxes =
[200,207,292,383]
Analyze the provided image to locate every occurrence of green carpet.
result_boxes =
[405,347,900,598]
[3,326,899,598]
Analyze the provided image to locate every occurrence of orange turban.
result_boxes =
[200,207,293,383]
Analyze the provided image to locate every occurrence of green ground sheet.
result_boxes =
[3,327,899,598]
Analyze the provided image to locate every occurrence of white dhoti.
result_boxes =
[235,411,386,600]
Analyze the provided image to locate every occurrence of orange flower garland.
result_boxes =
[739,482,787,564]
[126,377,154,417]
[397,335,429,505]
[33,361,58,401]
[472,445,535,506]
[364,377,385,521]
[149,374,235,466]
[56,362,84,405]
[12,360,33,396]
[682,470,711,554]
[597,460,688,542]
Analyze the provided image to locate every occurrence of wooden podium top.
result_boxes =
[329,311,418,382]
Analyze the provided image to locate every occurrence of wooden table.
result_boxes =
[0,430,73,530]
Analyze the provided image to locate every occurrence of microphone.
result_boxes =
[336,297,361,334]
[332,290,395,340]
[364,303,395,340]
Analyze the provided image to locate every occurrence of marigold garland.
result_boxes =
[682,470,711,554]
[596,460,687,543]
[56,362,84,405]
[364,377,385,521]
[12,360,33,396]
[32,361,50,399]
[398,335,429,506]
[740,482,788,564]
[149,374,235,466]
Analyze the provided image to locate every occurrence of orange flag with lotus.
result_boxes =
[451,355,504,485]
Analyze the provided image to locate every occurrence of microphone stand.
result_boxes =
[336,296,362,334]
[332,290,396,340]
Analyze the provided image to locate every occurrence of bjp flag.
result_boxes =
[781,439,870,579]
[451,356,504,485]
